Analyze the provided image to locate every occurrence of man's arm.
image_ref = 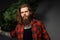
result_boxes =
[37,21,50,40]
[41,22,50,40]
[10,29,16,38]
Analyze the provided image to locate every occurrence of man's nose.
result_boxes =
[24,14,26,16]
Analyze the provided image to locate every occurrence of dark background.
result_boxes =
[0,0,60,40]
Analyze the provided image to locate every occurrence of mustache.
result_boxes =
[23,15,30,18]
[23,16,28,17]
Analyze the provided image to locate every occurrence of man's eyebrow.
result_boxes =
[21,12,24,13]
[25,11,28,12]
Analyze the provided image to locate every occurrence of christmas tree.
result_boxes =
[0,0,39,32]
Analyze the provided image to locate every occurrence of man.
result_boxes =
[0,4,50,40]
[10,4,50,40]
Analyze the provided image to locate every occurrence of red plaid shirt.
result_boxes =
[10,19,50,40]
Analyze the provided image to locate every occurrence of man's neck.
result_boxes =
[24,23,32,29]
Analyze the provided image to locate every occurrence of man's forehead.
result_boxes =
[20,7,29,11]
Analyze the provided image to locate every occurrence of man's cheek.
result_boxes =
[21,14,24,17]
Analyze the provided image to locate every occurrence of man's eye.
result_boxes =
[21,12,24,13]
[25,11,28,12]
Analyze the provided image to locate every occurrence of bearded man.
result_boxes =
[0,4,50,40]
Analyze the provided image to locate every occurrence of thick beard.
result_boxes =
[21,15,32,26]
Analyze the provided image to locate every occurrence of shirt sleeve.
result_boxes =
[10,29,16,38]
[41,22,50,40]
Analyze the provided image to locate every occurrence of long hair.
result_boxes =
[16,4,34,24]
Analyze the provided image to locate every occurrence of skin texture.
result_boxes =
[20,7,32,25]
[20,7,31,20]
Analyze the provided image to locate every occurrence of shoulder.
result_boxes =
[32,19,42,26]
[15,23,21,28]
[16,23,20,26]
